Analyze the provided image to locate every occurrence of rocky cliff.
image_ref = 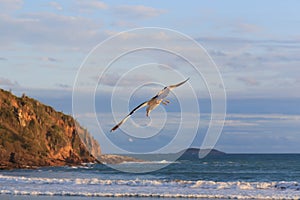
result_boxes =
[0,89,101,169]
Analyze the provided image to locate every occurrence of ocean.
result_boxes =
[1,154,300,199]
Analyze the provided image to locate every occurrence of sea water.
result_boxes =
[1,154,300,199]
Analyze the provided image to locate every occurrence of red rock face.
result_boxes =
[0,89,101,169]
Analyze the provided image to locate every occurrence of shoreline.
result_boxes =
[0,194,218,200]
[0,154,144,170]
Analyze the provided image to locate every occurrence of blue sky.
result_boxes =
[1,0,300,154]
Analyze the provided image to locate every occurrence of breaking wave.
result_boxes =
[1,174,299,199]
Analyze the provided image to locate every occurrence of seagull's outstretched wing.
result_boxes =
[169,77,190,89]
[155,78,190,99]
[110,101,148,132]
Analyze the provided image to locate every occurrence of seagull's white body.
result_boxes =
[110,78,189,132]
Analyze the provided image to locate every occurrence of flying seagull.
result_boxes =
[110,78,189,132]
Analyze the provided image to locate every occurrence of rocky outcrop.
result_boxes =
[0,89,101,169]
[98,154,143,164]
[178,148,226,160]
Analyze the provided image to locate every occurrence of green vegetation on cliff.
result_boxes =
[0,89,101,169]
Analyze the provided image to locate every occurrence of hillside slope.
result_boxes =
[0,89,101,169]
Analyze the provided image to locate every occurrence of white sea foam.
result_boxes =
[1,190,300,199]
[119,160,179,165]
[1,174,299,190]
[1,174,299,199]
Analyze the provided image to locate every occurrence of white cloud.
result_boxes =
[197,35,300,98]
[40,56,60,62]
[224,120,257,127]
[0,0,23,13]
[111,20,137,28]
[237,77,260,86]
[209,50,227,57]
[232,22,262,34]
[226,113,300,121]
[0,12,105,48]
[48,2,63,11]
[76,0,108,12]
[0,77,19,87]
[114,5,166,19]
[56,83,71,88]
[95,73,153,88]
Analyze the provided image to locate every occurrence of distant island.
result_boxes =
[122,148,226,161]
[178,148,226,160]
[0,89,140,170]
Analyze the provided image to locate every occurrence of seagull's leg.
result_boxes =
[162,99,170,105]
